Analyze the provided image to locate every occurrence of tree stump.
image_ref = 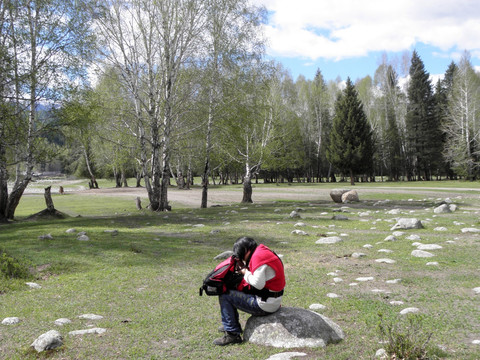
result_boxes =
[59,186,64,195]
[136,197,142,210]
[26,186,67,220]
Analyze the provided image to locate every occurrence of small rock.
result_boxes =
[294,222,306,227]
[386,209,401,215]
[378,249,393,253]
[449,204,457,212]
[434,227,447,231]
[461,228,480,233]
[54,318,72,326]
[473,287,480,294]
[214,251,233,260]
[376,258,396,264]
[193,224,205,227]
[309,304,326,311]
[341,190,359,203]
[274,209,282,213]
[434,204,451,214]
[289,211,301,219]
[31,330,63,352]
[265,352,307,360]
[78,314,103,320]
[104,229,118,236]
[356,277,374,282]
[363,244,373,249]
[352,252,367,258]
[417,244,442,250]
[384,235,397,242]
[426,262,439,266]
[69,328,106,336]
[390,218,423,231]
[375,348,387,358]
[331,214,348,221]
[392,231,405,237]
[77,235,90,241]
[333,277,343,283]
[472,340,480,345]
[411,250,435,258]
[330,189,350,203]
[65,228,77,234]
[38,234,53,240]
[315,236,342,244]
[2,317,20,325]
[406,234,421,241]
[210,229,220,235]
[389,301,404,305]
[291,230,308,236]
[77,231,87,236]
[400,307,420,315]
[326,293,340,298]
[26,282,42,289]
[386,279,401,284]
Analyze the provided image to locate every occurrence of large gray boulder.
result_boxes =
[330,189,350,203]
[341,190,359,203]
[244,307,344,348]
[31,330,63,352]
[390,218,423,231]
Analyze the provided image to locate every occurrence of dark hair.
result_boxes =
[232,236,257,263]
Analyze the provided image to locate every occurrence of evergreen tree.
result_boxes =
[405,50,440,180]
[326,78,374,185]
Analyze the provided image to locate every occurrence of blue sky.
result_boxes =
[253,0,480,82]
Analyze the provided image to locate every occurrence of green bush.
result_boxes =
[377,313,442,360]
[0,248,31,279]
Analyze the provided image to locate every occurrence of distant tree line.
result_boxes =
[1,0,480,219]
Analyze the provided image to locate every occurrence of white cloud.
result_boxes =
[253,0,480,61]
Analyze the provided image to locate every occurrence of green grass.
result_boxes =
[1,183,480,359]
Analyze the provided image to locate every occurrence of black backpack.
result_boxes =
[199,256,244,296]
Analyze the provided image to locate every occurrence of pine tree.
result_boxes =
[326,78,374,185]
[405,51,440,180]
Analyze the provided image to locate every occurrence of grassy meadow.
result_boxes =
[1,180,480,359]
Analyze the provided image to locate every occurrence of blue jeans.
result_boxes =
[219,290,270,334]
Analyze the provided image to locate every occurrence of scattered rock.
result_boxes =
[31,330,63,352]
[426,262,439,266]
[411,250,435,258]
[65,228,77,234]
[77,234,90,241]
[214,251,233,260]
[406,234,421,241]
[434,227,448,231]
[341,190,359,203]
[391,218,424,231]
[434,204,451,214]
[244,307,344,348]
[78,314,103,320]
[2,317,20,325]
[386,209,401,215]
[417,244,442,250]
[326,293,340,298]
[331,214,348,221]
[386,279,401,284]
[294,222,306,227]
[210,229,220,235]
[449,204,458,212]
[104,229,118,236]
[352,252,367,258]
[400,307,420,315]
[330,189,350,203]
[472,340,480,345]
[473,287,480,294]
[309,304,326,311]
[69,328,106,336]
[265,352,307,360]
[384,235,397,241]
[38,234,53,240]
[26,282,42,289]
[289,211,301,219]
[54,318,72,326]
[356,277,374,282]
[376,258,396,264]
[378,249,393,253]
[315,236,342,244]
[389,301,404,305]
[392,231,405,237]
[375,348,387,358]
[291,230,308,236]
[461,228,480,233]
[363,244,373,249]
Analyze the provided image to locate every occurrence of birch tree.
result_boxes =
[96,0,206,211]
[443,52,480,179]
[0,0,96,221]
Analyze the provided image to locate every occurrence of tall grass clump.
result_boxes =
[377,313,446,360]
[0,248,31,279]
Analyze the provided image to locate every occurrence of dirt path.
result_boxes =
[69,184,480,208]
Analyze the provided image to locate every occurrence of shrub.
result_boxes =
[0,248,31,279]
[377,312,441,360]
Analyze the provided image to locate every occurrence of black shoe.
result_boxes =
[213,332,242,346]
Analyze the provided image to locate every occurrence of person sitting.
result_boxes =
[213,236,285,346]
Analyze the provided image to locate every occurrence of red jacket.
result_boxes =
[242,244,285,292]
